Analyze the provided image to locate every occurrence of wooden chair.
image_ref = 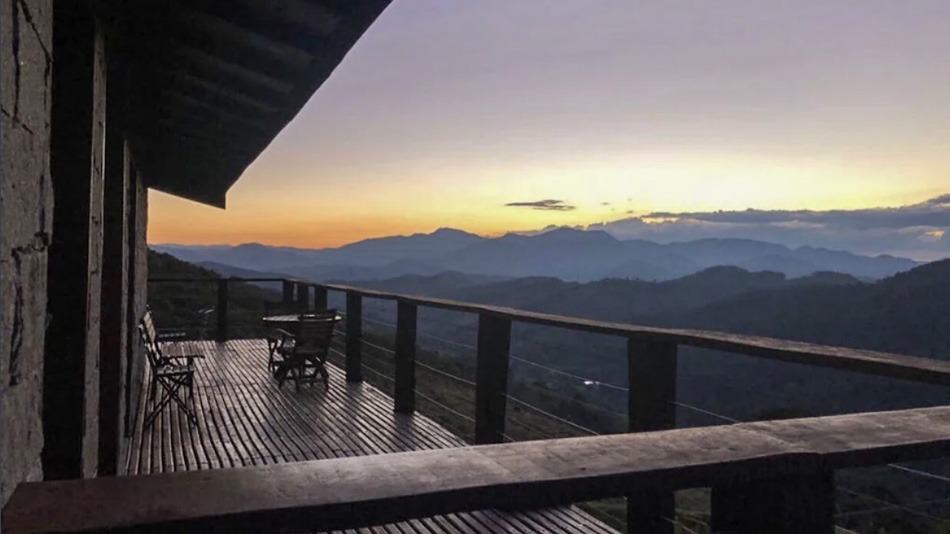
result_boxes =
[271,315,339,391]
[141,306,187,344]
[266,310,337,373]
[138,313,204,428]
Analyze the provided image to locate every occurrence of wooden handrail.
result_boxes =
[313,282,950,387]
[6,406,950,534]
[147,276,950,386]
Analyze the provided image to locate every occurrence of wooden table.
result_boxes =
[261,313,342,330]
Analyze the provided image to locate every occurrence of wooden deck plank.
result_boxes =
[122,339,613,534]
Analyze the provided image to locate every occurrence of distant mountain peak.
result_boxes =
[431,227,479,237]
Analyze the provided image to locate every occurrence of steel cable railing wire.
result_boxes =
[662,516,703,534]
[360,337,396,355]
[414,390,476,425]
[665,399,950,527]
[667,399,950,495]
[834,495,950,519]
[415,359,477,388]
[514,379,625,418]
[505,394,600,437]
[410,328,630,393]
[328,347,394,383]
[504,414,559,440]
[837,487,945,523]
[339,325,479,389]
[334,302,950,523]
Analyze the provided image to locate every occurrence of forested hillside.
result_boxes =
[148,251,282,338]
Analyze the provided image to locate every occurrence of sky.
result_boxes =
[149,0,950,257]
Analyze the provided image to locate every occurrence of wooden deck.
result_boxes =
[128,338,619,534]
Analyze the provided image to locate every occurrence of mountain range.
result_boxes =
[153,227,919,282]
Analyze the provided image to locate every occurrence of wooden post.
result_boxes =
[627,337,678,534]
[42,2,107,480]
[345,292,363,382]
[710,471,835,534]
[295,283,309,313]
[314,285,329,311]
[394,301,417,413]
[475,314,512,444]
[216,278,229,342]
[98,59,131,474]
[282,280,294,311]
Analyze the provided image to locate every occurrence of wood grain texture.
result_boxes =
[6,356,950,534]
[10,339,613,534]
[344,292,363,383]
[627,337,678,533]
[474,314,511,444]
[395,302,417,414]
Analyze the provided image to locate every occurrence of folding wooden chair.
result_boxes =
[271,315,339,391]
[138,316,203,428]
[141,306,187,344]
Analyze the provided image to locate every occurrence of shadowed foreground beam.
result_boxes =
[5,406,950,533]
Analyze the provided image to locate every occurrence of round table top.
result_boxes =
[261,313,341,325]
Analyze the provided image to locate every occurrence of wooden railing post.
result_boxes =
[475,314,511,444]
[627,336,677,534]
[710,470,834,534]
[295,283,309,312]
[345,292,363,382]
[216,278,229,342]
[394,301,417,413]
[314,285,329,311]
[281,280,294,311]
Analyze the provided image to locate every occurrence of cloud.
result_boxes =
[504,199,576,211]
[588,194,950,261]
[642,195,950,230]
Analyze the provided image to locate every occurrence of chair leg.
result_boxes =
[319,364,330,391]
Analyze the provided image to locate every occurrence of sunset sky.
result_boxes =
[149,0,950,249]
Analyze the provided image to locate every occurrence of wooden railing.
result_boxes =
[7,406,950,534]
[141,276,950,532]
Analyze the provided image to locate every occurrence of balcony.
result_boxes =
[5,276,950,534]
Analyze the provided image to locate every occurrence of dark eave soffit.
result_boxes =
[111,0,392,208]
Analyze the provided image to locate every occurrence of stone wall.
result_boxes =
[0,0,53,508]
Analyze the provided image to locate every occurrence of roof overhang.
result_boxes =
[105,0,391,208]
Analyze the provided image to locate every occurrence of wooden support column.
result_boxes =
[281,280,294,311]
[43,3,107,480]
[314,286,329,312]
[626,337,678,534]
[345,292,363,382]
[394,301,417,413]
[475,314,512,444]
[295,283,309,313]
[97,72,130,476]
[123,166,146,440]
[710,470,835,534]
[216,279,229,342]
